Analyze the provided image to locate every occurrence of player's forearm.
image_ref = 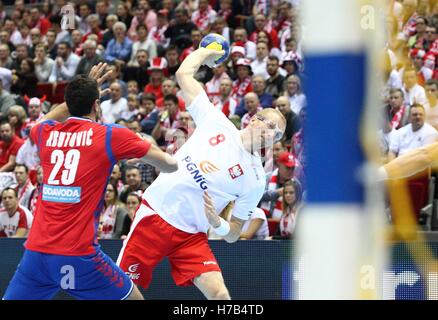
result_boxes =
[41,102,70,122]
[383,147,433,179]
[176,49,207,77]
[13,228,27,238]
[223,222,242,243]
[141,144,178,173]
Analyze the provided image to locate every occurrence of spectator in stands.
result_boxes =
[0,44,13,69]
[75,40,105,76]
[212,77,238,118]
[0,79,16,118]
[164,8,196,48]
[140,93,159,134]
[49,15,70,45]
[233,27,256,60]
[45,29,57,60]
[27,165,42,213]
[425,79,438,130]
[82,14,104,44]
[11,43,29,71]
[156,79,185,110]
[231,58,253,104]
[104,22,132,67]
[3,19,20,48]
[266,56,286,99]
[191,0,217,32]
[264,140,287,176]
[11,58,37,98]
[273,179,302,239]
[116,2,133,30]
[211,16,233,44]
[95,0,109,30]
[275,96,301,141]
[30,7,51,36]
[33,43,54,82]
[240,92,263,129]
[179,28,202,62]
[28,28,41,58]
[407,15,427,49]
[148,9,170,54]
[144,57,167,100]
[7,105,26,138]
[385,88,409,130]
[236,75,273,117]
[0,121,24,172]
[388,103,438,160]
[98,183,129,239]
[101,63,128,100]
[122,94,139,121]
[152,94,181,145]
[101,14,118,48]
[127,80,139,96]
[240,207,269,240]
[14,164,35,210]
[281,51,304,77]
[71,30,84,56]
[402,67,428,107]
[123,49,150,91]
[249,14,279,49]
[165,45,180,79]
[110,163,124,194]
[0,188,32,238]
[48,41,80,82]
[101,82,128,123]
[206,63,230,103]
[283,75,306,115]
[251,41,270,80]
[257,30,282,60]
[77,3,92,35]
[260,151,298,220]
[13,23,31,48]
[119,165,148,203]
[128,24,157,67]
[127,117,142,133]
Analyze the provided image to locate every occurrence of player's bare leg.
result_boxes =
[126,284,144,300]
[193,271,231,300]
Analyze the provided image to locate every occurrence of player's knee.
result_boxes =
[209,287,231,300]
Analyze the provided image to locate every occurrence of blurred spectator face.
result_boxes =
[57,43,70,59]
[106,15,118,30]
[106,65,118,80]
[114,24,126,38]
[137,25,148,40]
[166,49,178,65]
[244,93,259,113]
[256,42,268,59]
[257,31,269,45]
[234,29,247,42]
[16,45,28,60]
[286,76,299,95]
[237,65,250,80]
[151,69,164,82]
[0,45,9,60]
[273,141,286,162]
[30,8,40,23]
[72,30,82,46]
[136,50,148,66]
[36,166,43,184]
[213,63,225,76]
[276,97,291,116]
[267,58,279,76]
[175,10,188,24]
[403,69,417,88]
[14,165,27,186]
[285,38,297,52]
[162,80,175,96]
[283,184,297,206]
[0,31,9,44]
[410,106,426,131]
[135,7,146,21]
[141,99,155,114]
[416,17,427,33]
[79,4,91,18]
[212,18,225,33]
[110,83,122,102]
[30,28,41,45]
[0,122,13,143]
[88,16,100,30]
[278,162,294,180]
[125,168,141,188]
[389,90,404,109]
[20,59,31,73]
[83,41,97,59]
[128,120,141,133]
[126,194,140,212]
[283,61,297,75]
[426,26,437,42]
[426,83,438,101]
[28,102,41,120]
[252,76,266,94]
[96,1,108,15]
[191,30,202,47]
[254,15,266,31]
[164,98,178,115]
[279,2,290,18]
[4,20,15,33]
[163,0,173,10]
[219,78,232,96]
[2,189,18,212]
[157,14,168,27]
[139,0,149,10]
[199,0,209,11]
[231,51,244,64]
[110,164,121,183]
[46,31,56,46]
[117,4,127,17]
[19,24,29,38]
[104,183,116,202]
[178,111,192,128]
[128,82,139,94]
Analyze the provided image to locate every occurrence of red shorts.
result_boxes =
[117,200,221,289]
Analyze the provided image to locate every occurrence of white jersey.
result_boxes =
[241,207,269,240]
[0,205,33,237]
[142,91,266,234]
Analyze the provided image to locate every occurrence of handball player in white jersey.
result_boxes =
[117,48,286,300]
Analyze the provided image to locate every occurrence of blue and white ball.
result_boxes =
[199,33,230,65]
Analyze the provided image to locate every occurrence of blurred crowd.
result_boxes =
[0,0,305,240]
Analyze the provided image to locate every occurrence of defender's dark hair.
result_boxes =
[164,94,178,105]
[65,75,99,117]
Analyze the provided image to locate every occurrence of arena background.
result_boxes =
[2,237,438,300]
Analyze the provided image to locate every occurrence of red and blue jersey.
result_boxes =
[25,117,151,256]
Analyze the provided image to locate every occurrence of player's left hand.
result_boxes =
[88,62,112,86]
[203,192,220,228]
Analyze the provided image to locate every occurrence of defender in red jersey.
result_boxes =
[3,63,178,300]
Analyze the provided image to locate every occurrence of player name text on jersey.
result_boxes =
[45,129,93,148]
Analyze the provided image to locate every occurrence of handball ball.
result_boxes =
[199,33,230,65]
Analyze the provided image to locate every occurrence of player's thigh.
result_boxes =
[193,271,231,300]
[3,250,59,300]
[61,250,135,300]
[126,284,144,300]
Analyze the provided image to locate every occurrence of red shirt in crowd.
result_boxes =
[0,135,24,168]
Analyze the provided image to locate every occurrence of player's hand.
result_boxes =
[203,192,221,228]
[198,47,225,68]
[88,62,112,86]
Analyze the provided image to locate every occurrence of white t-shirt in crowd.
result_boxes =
[390,123,438,157]
[139,90,267,234]
[101,97,128,123]
[241,207,269,239]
